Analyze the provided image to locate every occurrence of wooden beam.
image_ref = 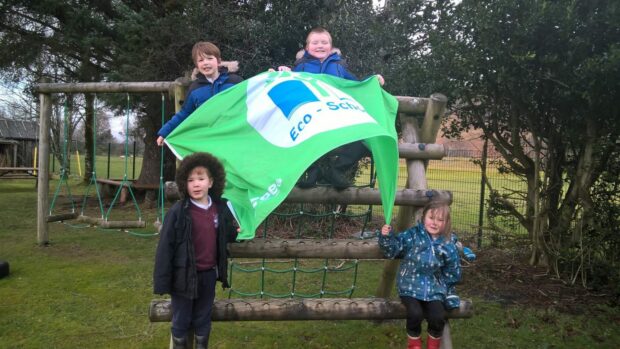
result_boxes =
[228,239,384,259]
[37,87,51,246]
[284,188,451,205]
[398,143,445,160]
[33,81,175,94]
[395,96,431,115]
[165,182,451,206]
[32,81,431,116]
[149,298,473,322]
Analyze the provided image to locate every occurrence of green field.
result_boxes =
[49,154,144,181]
[1,176,618,348]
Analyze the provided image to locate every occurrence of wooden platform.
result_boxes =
[96,178,159,204]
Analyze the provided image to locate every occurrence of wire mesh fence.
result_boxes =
[346,143,528,247]
[47,141,529,247]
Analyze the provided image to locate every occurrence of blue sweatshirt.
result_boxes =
[158,67,243,138]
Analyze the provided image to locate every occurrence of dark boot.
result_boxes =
[426,334,441,349]
[171,335,187,349]
[195,335,208,349]
[407,336,422,349]
[297,164,321,188]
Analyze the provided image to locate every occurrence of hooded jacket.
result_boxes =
[157,67,243,138]
[379,223,461,302]
[292,49,358,81]
[153,197,238,299]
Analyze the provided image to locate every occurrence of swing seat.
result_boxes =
[77,215,147,229]
[99,220,146,229]
[46,212,78,222]
[77,215,103,225]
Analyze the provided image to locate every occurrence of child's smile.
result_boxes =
[306,32,332,62]
[196,54,219,79]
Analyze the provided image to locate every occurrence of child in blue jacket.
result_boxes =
[156,42,243,146]
[278,27,384,189]
[380,202,462,349]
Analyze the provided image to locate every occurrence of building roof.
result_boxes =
[0,118,39,140]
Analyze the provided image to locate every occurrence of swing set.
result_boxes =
[44,91,165,236]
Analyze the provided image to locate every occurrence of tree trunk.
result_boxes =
[83,94,94,182]
[135,94,176,204]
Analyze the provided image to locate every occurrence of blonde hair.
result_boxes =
[422,202,452,239]
[305,27,333,46]
[191,41,221,64]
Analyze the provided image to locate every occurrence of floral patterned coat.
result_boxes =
[379,223,461,303]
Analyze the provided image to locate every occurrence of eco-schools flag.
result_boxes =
[165,71,399,240]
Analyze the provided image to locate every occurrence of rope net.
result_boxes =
[227,164,379,299]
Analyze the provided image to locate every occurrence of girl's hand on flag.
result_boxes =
[277,66,291,72]
[381,225,392,236]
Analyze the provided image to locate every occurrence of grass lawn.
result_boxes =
[0,178,618,348]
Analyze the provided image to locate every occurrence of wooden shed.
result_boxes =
[0,118,39,168]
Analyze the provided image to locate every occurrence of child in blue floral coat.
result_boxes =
[380,202,461,349]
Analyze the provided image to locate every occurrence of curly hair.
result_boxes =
[175,152,226,200]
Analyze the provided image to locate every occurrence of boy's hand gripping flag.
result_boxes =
[165,71,399,240]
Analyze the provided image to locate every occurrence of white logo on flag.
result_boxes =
[246,72,376,147]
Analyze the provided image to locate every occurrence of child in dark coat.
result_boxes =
[153,152,238,349]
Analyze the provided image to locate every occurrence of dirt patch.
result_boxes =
[255,210,618,314]
[458,247,616,314]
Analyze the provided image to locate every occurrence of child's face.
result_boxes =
[306,32,332,62]
[195,53,219,79]
[423,209,446,238]
[186,166,212,204]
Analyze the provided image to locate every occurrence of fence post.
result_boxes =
[107,142,111,179]
[132,141,136,179]
[477,138,488,249]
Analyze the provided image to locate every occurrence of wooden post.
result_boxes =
[172,77,189,170]
[375,113,426,298]
[37,83,52,245]
[173,77,189,114]
[420,93,448,144]
[12,143,17,167]
[375,93,448,298]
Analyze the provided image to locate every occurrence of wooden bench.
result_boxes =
[0,167,38,179]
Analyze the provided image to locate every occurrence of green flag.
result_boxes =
[165,71,398,240]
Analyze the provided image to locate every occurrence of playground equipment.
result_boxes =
[34,79,470,349]
[47,100,78,223]
[34,83,167,235]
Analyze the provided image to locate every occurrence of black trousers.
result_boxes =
[400,296,446,338]
[328,141,371,171]
[171,269,217,340]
